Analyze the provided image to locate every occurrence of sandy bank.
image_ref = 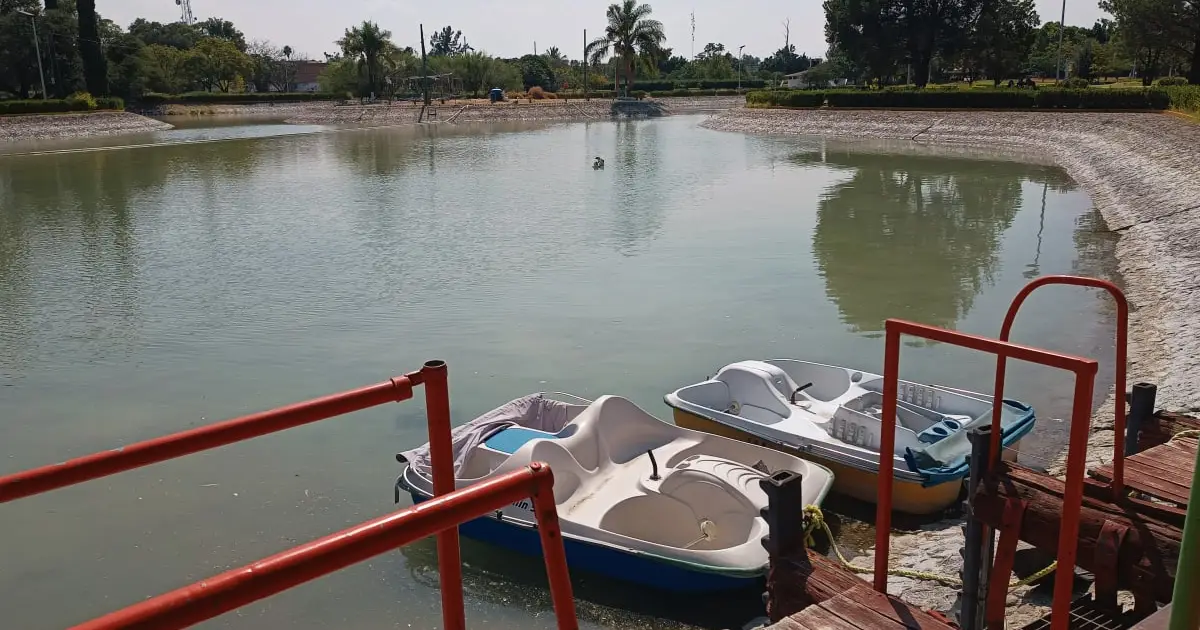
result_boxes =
[0,111,172,142]
[709,107,1200,625]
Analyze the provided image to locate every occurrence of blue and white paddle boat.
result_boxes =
[396,393,834,592]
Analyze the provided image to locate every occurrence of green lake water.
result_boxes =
[0,115,1118,629]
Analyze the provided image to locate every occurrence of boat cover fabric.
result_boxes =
[398,394,576,478]
[904,400,1037,485]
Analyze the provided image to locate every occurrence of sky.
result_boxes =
[103,0,1109,61]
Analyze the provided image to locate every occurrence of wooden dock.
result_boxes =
[762,551,954,630]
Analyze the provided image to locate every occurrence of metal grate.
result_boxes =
[1020,597,1134,630]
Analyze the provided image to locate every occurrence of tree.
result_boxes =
[106,31,146,100]
[587,0,666,95]
[824,0,902,85]
[1075,40,1095,80]
[197,17,246,51]
[77,0,108,93]
[140,43,189,93]
[1099,0,1187,84]
[185,37,251,91]
[761,44,811,75]
[338,21,393,97]
[429,25,471,56]
[519,53,556,90]
[0,0,44,97]
[968,0,1039,84]
[127,18,201,49]
[544,46,566,66]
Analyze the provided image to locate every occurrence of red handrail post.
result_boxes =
[874,323,902,593]
[530,463,578,624]
[0,376,416,503]
[992,275,1128,498]
[70,465,580,630]
[420,359,465,630]
[873,319,1097,630]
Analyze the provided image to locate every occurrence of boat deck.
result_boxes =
[1092,436,1196,510]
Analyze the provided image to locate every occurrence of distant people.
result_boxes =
[1007,79,1015,88]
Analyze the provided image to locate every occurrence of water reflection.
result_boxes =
[801,150,1067,333]
[610,121,666,256]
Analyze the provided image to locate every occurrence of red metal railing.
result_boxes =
[993,275,1128,498]
[0,361,576,630]
[70,463,577,630]
[874,320,1098,630]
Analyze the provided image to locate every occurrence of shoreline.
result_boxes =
[704,107,1200,624]
[0,111,172,143]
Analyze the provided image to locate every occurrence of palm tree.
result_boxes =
[544,46,566,66]
[587,0,666,96]
[338,21,393,97]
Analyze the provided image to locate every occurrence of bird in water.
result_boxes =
[593,156,605,169]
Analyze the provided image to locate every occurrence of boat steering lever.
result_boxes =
[790,382,815,404]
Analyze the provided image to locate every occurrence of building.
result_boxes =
[290,61,327,92]
[783,70,851,89]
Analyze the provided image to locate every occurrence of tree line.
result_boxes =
[1,0,306,100]
[822,0,1197,87]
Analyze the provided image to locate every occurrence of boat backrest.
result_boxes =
[715,362,793,419]
[557,396,681,468]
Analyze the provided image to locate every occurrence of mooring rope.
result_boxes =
[801,505,1056,590]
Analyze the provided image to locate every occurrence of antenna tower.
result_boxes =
[174,0,195,25]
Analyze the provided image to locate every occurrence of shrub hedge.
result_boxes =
[745,87,1174,110]
[0,96,125,115]
[1156,77,1189,86]
[1166,85,1200,115]
[138,92,342,106]
[747,90,825,107]
[629,79,765,91]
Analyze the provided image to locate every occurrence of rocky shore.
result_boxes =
[707,107,1200,625]
[0,111,171,142]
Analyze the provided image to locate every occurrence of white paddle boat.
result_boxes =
[665,360,1036,515]
[396,393,834,592]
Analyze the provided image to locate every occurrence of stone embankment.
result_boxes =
[0,111,171,142]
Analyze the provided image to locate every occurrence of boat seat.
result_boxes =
[483,427,557,454]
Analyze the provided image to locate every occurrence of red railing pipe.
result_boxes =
[991,275,1128,497]
[419,360,466,630]
[875,319,1097,630]
[70,463,579,630]
[0,375,417,503]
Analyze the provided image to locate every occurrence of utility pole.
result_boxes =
[583,29,588,101]
[16,10,46,99]
[1055,0,1067,82]
[690,12,695,60]
[534,41,537,56]
[419,24,430,105]
[738,44,745,91]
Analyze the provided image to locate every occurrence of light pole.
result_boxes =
[16,9,47,99]
[738,45,745,91]
[1054,0,1067,82]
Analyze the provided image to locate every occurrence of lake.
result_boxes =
[0,114,1118,629]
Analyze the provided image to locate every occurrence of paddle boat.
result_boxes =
[395,393,834,592]
[664,360,1037,515]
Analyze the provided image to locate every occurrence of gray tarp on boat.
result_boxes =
[397,394,577,478]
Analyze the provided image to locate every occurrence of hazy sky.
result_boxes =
[104,0,1108,61]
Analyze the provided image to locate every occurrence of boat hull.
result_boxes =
[406,491,762,593]
[672,409,969,515]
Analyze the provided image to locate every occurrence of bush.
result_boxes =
[630,90,648,99]
[0,95,124,115]
[66,91,98,109]
[528,86,547,99]
[1034,88,1169,110]
[825,89,1036,108]
[1166,85,1200,115]
[1062,77,1091,89]
[1157,77,1189,86]
[131,92,341,106]
[746,90,826,108]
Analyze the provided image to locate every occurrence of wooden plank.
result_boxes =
[789,602,878,630]
[821,596,909,630]
[1007,463,1183,530]
[1124,464,1193,504]
[830,586,952,630]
